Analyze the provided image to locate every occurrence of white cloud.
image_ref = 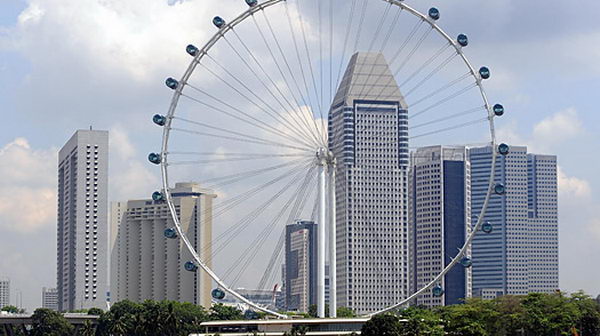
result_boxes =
[558,166,591,199]
[109,125,159,201]
[533,108,584,144]
[0,138,57,233]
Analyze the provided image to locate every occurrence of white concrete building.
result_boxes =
[329,52,409,314]
[110,183,215,308]
[57,130,109,311]
[0,279,9,308]
[42,287,59,311]
[409,146,472,307]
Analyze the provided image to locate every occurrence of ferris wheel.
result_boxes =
[148,0,508,318]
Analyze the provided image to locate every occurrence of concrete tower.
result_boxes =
[111,183,215,308]
[57,130,109,311]
[329,52,409,314]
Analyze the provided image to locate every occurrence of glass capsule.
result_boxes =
[164,228,177,239]
[494,183,506,195]
[184,261,198,272]
[165,77,178,90]
[152,191,164,201]
[432,284,444,297]
[148,153,161,165]
[245,0,258,7]
[493,104,505,116]
[457,34,468,47]
[479,66,491,79]
[212,288,226,300]
[428,8,440,20]
[213,16,225,28]
[153,114,166,126]
[498,143,510,155]
[460,257,473,268]
[186,44,199,57]
[482,221,493,233]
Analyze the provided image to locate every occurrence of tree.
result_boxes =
[441,300,493,336]
[209,303,243,321]
[87,307,103,316]
[337,307,357,318]
[79,319,96,336]
[569,291,600,336]
[361,314,403,336]
[1,305,24,314]
[29,308,74,336]
[521,292,580,336]
[397,307,444,336]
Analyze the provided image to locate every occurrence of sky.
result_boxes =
[1,0,599,311]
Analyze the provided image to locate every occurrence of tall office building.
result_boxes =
[469,146,558,297]
[526,154,559,292]
[284,220,317,313]
[42,287,59,311]
[111,183,215,308]
[329,52,409,314]
[57,130,109,311]
[409,146,472,307]
[0,279,9,308]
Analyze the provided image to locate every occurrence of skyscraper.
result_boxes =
[111,183,215,308]
[526,154,559,293]
[470,145,558,297]
[284,220,317,313]
[0,278,9,308]
[329,52,409,314]
[42,287,59,311]
[409,146,472,306]
[57,130,109,311]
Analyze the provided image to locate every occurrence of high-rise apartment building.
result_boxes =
[0,279,9,308]
[284,220,317,313]
[469,146,558,297]
[409,146,472,306]
[42,287,59,311]
[329,52,409,314]
[57,130,109,311]
[111,183,215,308]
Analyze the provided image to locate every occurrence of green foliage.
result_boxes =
[441,299,496,336]
[361,313,403,336]
[209,303,243,321]
[87,307,104,315]
[520,292,580,336]
[30,308,74,336]
[336,306,357,318]
[397,307,444,336]
[1,305,25,314]
[283,325,309,336]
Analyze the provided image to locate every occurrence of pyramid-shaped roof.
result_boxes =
[332,52,407,109]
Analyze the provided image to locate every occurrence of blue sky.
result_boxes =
[0,0,599,310]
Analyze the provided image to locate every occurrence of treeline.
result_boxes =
[362,291,600,336]
[0,301,244,336]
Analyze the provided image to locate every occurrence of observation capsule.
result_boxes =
[460,256,473,268]
[493,104,505,116]
[184,261,198,272]
[432,284,444,297]
[494,183,506,195]
[165,77,179,90]
[213,16,226,28]
[152,191,164,201]
[482,221,493,234]
[498,143,510,156]
[479,66,491,79]
[245,0,258,7]
[186,44,199,57]
[148,153,161,165]
[153,114,166,126]
[244,310,258,319]
[164,228,178,239]
[457,34,468,47]
[212,288,226,300]
[428,8,440,20]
